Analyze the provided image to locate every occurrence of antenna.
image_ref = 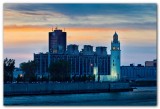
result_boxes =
[64,28,65,32]
[52,27,53,31]
[55,24,58,30]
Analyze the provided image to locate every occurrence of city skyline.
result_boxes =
[4,4,157,67]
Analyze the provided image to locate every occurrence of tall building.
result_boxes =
[49,28,66,54]
[110,32,121,81]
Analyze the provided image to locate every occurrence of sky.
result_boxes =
[3,3,157,67]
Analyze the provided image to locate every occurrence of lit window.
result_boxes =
[53,50,57,53]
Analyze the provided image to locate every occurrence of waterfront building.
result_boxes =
[34,28,156,82]
[34,50,111,77]
[121,63,157,81]
[34,28,123,80]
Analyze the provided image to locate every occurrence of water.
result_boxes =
[4,87,157,106]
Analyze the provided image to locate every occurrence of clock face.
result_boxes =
[112,47,120,50]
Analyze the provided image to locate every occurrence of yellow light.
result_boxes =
[20,74,23,77]
[94,67,98,75]
[113,47,116,50]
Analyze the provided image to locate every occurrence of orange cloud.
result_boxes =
[4,25,156,48]
[4,25,50,32]
[4,25,129,32]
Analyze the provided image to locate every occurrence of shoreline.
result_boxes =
[4,82,133,96]
[4,86,157,106]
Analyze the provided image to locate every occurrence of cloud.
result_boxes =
[4,4,157,29]
[4,4,156,16]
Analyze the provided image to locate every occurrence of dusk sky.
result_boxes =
[3,4,157,67]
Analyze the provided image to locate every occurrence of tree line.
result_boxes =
[4,58,95,83]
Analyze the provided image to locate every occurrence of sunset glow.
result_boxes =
[3,4,157,67]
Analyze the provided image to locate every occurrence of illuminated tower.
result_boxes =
[110,32,121,81]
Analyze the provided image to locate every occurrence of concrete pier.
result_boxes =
[4,82,133,96]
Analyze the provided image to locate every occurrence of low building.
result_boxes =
[145,59,157,67]
[121,64,156,81]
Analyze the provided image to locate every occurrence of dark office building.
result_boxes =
[49,28,66,54]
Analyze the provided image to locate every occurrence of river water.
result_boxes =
[4,87,157,106]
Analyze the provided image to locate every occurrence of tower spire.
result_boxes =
[113,31,118,42]
[55,24,58,30]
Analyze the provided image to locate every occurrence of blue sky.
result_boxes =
[4,4,157,67]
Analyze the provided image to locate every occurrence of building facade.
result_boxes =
[49,28,66,54]
[121,63,157,81]
[34,48,111,77]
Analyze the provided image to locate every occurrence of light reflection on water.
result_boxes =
[4,87,157,106]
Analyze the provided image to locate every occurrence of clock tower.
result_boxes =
[110,32,121,81]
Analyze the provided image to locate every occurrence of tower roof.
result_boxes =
[113,32,118,37]
[113,31,118,43]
